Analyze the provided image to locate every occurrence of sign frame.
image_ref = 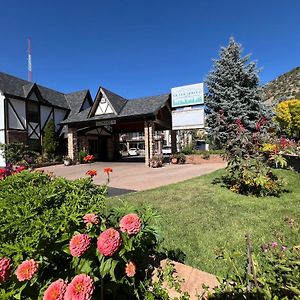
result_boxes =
[171,83,204,108]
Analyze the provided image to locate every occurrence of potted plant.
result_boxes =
[171,154,178,164]
[63,156,72,166]
[150,155,163,168]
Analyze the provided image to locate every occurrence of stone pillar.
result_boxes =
[144,121,149,166]
[67,127,78,162]
[171,130,177,154]
[148,121,154,160]
[158,139,162,154]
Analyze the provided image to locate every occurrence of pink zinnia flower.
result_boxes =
[281,245,288,252]
[83,213,99,225]
[125,261,136,277]
[43,279,67,300]
[97,228,122,257]
[0,257,12,283]
[69,234,91,257]
[16,259,38,281]
[271,242,278,248]
[119,213,142,235]
[64,274,94,300]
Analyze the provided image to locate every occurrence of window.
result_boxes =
[27,102,39,123]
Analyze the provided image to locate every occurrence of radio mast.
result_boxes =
[27,38,32,82]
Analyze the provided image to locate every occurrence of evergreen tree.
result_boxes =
[205,37,270,148]
[42,119,58,158]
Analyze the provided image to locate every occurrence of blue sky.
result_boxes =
[0,0,299,98]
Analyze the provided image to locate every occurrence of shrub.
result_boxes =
[173,153,186,164]
[181,145,193,155]
[79,150,88,163]
[207,241,300,299]
[222,118,284,196]
[0,171,106,294]
[0,143,38,165]
[0,171,173,299]
[42,119,59,159]
[225,156,284,196]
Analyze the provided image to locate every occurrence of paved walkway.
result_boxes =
[41,161,226,196]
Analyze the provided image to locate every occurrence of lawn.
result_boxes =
[109,169,300,277]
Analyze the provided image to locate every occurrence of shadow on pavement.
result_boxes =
[108,186,137,197]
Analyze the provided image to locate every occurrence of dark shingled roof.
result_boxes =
[0,72,70,110]
[62,91,170,124]
[120,94,170,117]
[101,87,127,114]
[65,90,91,117]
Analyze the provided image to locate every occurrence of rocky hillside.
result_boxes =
[262,67,300,106]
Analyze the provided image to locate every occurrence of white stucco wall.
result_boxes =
[8,98,26,129]
[0,92,6,166]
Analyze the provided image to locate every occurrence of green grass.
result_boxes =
[108,169,300,277]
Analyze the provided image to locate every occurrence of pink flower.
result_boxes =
[83,214,99,225]
[69,234,91,257]
[16,259,38,281]
[271,242,278,248]
[97,228,122,257]
[64,274,94,300]
[281,246,288,252]
[119,213,142,235]
[0,257,12,283]
[125,261,136,277]
[43,279,67,300]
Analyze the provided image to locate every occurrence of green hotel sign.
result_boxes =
[171,83,204,108]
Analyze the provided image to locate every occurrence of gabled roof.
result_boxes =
[101,87,127,114]
[65,90,92,118]
[0,72,70,110]
[61,91,170,124]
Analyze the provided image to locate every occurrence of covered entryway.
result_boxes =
[62,87,175,166]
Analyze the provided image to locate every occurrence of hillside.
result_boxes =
[262,67,300,106]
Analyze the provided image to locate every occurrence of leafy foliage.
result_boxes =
[0,171,183,299]
[274,99,300,139]
[205,37,271,149]
[0,143,38,165]
[222,119,284,196]
[207,243,300,299]
[42,119,58,158]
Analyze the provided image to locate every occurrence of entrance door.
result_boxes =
[98,138,108,161]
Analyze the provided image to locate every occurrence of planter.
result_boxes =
[171,158,178,164]
[64,159,72,166]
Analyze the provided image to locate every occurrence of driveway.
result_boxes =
[40,161,226,196]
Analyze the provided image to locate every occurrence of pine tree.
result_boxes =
[205,37,270,148]
[42,119,58,158]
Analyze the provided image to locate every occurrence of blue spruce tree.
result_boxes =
[205,37,270,149]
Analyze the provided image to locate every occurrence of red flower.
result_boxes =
[280,137,288,148]
[43,279,67,300]
[16,259,39,281]
[97,228,122,257]
[86,170,97,177]
[235,118,245,132]
[64,274,94,300]
[104,167,113,174]
[83,155,94,163]
[69,234,91,257]
[0,257,12,283]
[119,213,142,235]
[125,261,136,277]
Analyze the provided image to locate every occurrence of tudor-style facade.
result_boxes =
[0,72,93,166]
[0,71,174,167]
